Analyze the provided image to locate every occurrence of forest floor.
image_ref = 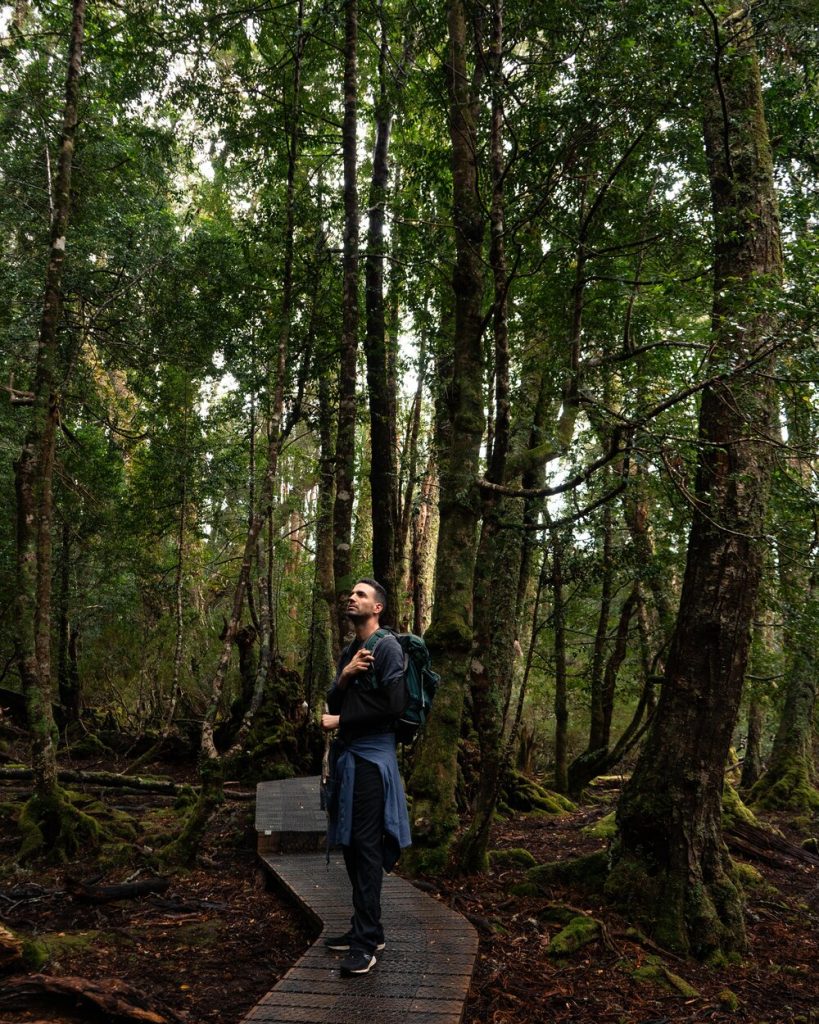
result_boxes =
[1,751,817,1024]
[456,792,819,1024]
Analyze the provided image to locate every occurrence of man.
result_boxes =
[321,578,412,975]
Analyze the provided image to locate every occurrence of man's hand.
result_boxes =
[339,647,374,684]
[321,713,340,731]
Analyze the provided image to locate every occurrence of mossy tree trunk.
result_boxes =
[750,395,819,812]
[606,8,783,958]
[405,0,485,873]
[14,0,85,826]
[587,499,613,753]
[740,696,764,791]
[56,519,80,722]
[455,0,514,874]
[552,529,569,794]
[410,454,437,637]
[160,758,224,868]
[750,558,819,812]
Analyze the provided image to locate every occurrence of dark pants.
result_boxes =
[342,756,385,954]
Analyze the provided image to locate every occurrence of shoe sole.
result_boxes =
[342,955,376,975]
[325,942,385,952]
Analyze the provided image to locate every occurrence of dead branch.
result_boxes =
[67,876,170,903]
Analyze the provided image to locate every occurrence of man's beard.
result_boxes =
[347,610,368,624]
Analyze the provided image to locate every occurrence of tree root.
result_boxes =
[749,753,819,814]
[158,761,223,867]
[498,769,576,816]
[0,974,185,1023]
[18,788,102,863]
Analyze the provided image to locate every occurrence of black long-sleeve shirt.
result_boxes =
[326,632,406,743]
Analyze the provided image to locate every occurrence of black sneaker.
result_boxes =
[340,950,377,975]
[324,932,385,952]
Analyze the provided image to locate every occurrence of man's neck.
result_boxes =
[353,617,381,643]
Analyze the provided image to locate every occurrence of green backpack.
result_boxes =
[364,627,440,745]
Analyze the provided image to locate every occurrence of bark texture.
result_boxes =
[364,11,412,622]
[606,10,783,956]
[405,0,485,871]
[332,0,360,639]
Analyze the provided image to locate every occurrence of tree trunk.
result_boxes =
[405,0,485,872]
[398,324,427,617]
[179,7,306,862]
[552,531,569,794]
[606,9,783,957]
[313,368,339,676]
[332,0,360,639]
[740,697,764,791]
[588,501,613,752]
[365,9,412,622]
[410,455,437,636]
[56,519,80,722]
[199,0,304,764]
[750,398,819,812]
[750,560,819,811]
[567,584,639,796]
[14,0,86,822]
[454,0,514,873]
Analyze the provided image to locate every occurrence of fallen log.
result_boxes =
[68,876,170,903]
[0,975,185,1023]
[0,766,253,800]
[0,766,178,794]
[726,820,819,870]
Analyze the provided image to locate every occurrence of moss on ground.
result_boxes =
[546,915,600,956]
[732,861,764,889]
[718,988,741,1012]
[38,930,101,963]
[631,960,700,997]
[535,902,583,926]
[489,847,537,869]
[514,850,609,896]
[581,811,617,840]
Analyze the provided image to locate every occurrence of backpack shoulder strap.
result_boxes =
[363,627,390,653]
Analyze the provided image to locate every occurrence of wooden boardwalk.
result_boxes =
[246,777,478,1024]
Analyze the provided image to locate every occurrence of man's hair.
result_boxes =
[354,577,387,617]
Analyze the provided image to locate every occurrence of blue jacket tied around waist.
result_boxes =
[327,733,412,872]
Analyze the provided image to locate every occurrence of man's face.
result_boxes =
[347,582,383,623]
